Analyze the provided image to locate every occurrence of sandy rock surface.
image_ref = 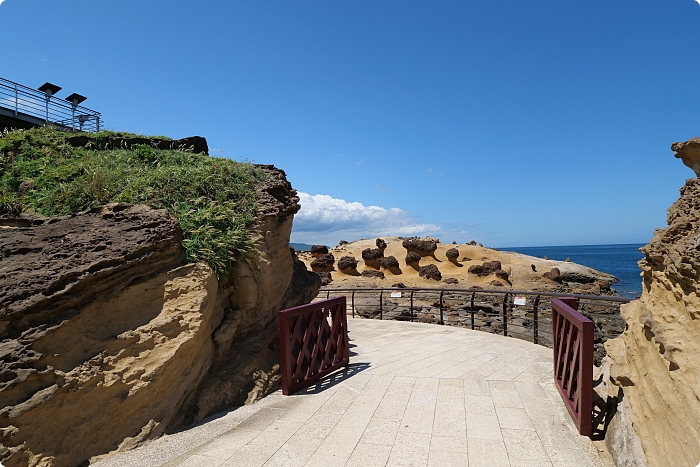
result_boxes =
[297,236,616,291]
[605,167,700,467]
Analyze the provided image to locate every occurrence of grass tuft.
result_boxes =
[0,127,265,278]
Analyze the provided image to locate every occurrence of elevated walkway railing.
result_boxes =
[552,298,594,436]
[0,77,101,132]
[279,297,349,395]
[316,287,629,358]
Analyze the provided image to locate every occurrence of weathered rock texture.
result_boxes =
[310,253,335,272]
[337,256,359,275]
[605,154,700,467]
[362,248,384,269]
[0,166,319,467]
[402,238,437,257]
[468,260,503,277]
[672,137,700,177]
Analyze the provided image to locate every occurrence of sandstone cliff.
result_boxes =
[604,139,700,467]
[0,166,319,467]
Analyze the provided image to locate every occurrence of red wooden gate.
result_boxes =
[552,297,594,436]
[279,297,349,395]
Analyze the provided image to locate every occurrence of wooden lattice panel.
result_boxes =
[552,297,594,436]
[279,296,349,395]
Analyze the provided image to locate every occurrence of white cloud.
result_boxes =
[0,0,6,6]
[292,193,440,244]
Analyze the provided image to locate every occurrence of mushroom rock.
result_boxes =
[418,264,442,281]
[445,247,461,266]
[379,256,401,274]
[337,255,359,275]
[362,248,384,269]
[310,245,329,258]
[405,251,421,270]
[402,238,438,257]
[467,261,502,277]
[310,253,335,272]
[376,238,387,251]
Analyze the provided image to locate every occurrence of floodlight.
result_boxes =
[66,93,87,106]
[38,82,62,97]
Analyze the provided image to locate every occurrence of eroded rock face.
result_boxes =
[671,137,700,177]
[362,248,384,269]
[605,165,700,467]
[0,166,319,467]
[419,264,441,281]
[0,206,221,467]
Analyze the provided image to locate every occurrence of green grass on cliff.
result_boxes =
[0,127,266,278]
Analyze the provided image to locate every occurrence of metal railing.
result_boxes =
[279,297,350,395]
[315,287,630,361]
[0,77,101,132]
[552,298,594,436]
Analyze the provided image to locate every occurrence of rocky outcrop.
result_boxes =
[671,137,700,176]
[604,146,700,467]
[445,248,460,263]
[310,253,335,272]
[337,256,359,275]
[543,267,562,282]
[419,264,442,281]
[467,260,502,277]
[362,248,384,269]
[0,166,319,467]
[361,270,385,279]
[405,251,421,270]
[317,272,332,286]
[379,256,401,274]
[310,245,329,258]
[402,238,437,257]
[376,238,387,251]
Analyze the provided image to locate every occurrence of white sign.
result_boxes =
[513,296,527,306]
[390,291,402,298]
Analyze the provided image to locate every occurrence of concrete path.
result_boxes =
[94,319,603,467]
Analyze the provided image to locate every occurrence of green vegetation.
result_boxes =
[0,127,266,278]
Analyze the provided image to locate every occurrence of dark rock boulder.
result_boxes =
[543,267,562,282]
[362,248,384,269]
[494,269,510,281]
[446,248,460,260]
[405,251,421,269]
[489,280,504,287]
[402,238,438,257]
[317,271,332,286]
[392,282,406,288]
[310,253,335,272]
[376,238,387,251]
[310,245,329,258]
[337,256,359,275]
[379,256,401,274]
[419,264,442,281]
[443,277,459,285]
[467,261,502,277]
[361,270,385,279]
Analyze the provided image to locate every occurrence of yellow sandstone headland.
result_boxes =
[297,236,616,293]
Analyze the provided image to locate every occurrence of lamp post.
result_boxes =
[37,82,62,125]
[66,93,87,132]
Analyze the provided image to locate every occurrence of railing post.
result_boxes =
[502,293,508,337]
[96,115,100,132]
[533,295,540,345]
[439,290,444,324]
[14,84,18,116]
[410,290,414,322]
[379,290,383,320]
[326,290,330,299]
[351,290,355,318]
[470,292,475,330]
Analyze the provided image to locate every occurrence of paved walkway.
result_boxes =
[95,319,603,467]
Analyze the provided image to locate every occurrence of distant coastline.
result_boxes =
[500,243,645,298]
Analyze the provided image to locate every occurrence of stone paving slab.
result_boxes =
[94,319,603,467]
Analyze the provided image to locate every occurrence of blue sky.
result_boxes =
[1,1,698,247]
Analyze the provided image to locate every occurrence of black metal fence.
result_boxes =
[315,287,631,362]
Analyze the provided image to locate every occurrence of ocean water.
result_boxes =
[501,244,646,299]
